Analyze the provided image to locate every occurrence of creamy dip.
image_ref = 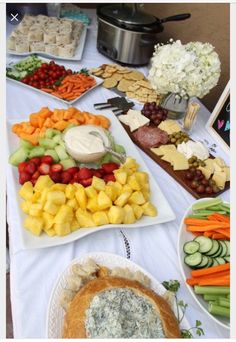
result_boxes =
[85,288,165,338]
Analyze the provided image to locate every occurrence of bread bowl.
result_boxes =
[63,276,181,338]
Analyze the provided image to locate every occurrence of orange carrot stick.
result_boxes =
[191,263,230,278]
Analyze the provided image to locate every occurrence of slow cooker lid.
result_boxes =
[98,4,158,27]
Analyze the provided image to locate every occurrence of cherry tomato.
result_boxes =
[67,69,72,75]
[49,61,55,65]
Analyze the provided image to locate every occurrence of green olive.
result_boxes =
[171,138,176,143]
[193,162,199,167]
[175,133,181,139]
[189,157,195,163]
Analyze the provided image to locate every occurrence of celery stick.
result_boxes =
[193,209,226,216]
[204,294,226,301]
[227,294,230,299]
[187,215,206,219]
[218,298,230,308]
[208,303,230,318]
[192,198,222,211]
[194,286,230,295]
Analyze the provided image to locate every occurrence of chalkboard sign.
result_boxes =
[206,82,230,153]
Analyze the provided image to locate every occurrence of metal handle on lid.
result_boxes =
[160,13,191,23]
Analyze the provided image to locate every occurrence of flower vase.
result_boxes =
[161,93,190,120]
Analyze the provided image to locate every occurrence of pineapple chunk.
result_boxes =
[87,197,99,213]
[54,205,73,223]
[122,184,132,193]
[114,191,132,207]
[108,206,124,224]
[123,157,139,171]
[85,186,97,199]
[142,189,150,201]
[66,198,78,210]
[128,174,141,191]
[135,171,149,184]
[75,185,87,210]
[54,222,71,236]
[34,175,54,191]
[105,185,117,201]
[97,191,112,210]
[142,202,157,217]
[38,188,49,205]
[50,184,67,191]
[20,201,31,214]
[44,228,56,237]
[29,203,43,217]
[42,212,54,230]
[47,191,66,205]
[112,181,123,196]
[44,201,59,215]
[24,216,44,236]
[76,209,95,228]
[19,181,34,201]
[123,204,136,224]
[93,211,109,226]
[128,191,146,205]
[31,191,41,203]
[114,170,128,185]
[131,204,144,220]
[65,184,76,199]
[71,219,80,232]
[92,176,105,191]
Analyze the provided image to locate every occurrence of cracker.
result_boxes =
[117,79,135,92]
[90,67,102,74]
[93,69,104,76]
[102,72,113,78]
[126,91,136,99]
[124,70,144,81]
[117,68,131,74]
[111,73,123,81]
[103,77,118,89]
[136,80,153,89]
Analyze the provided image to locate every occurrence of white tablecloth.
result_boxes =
[7,9,230,338]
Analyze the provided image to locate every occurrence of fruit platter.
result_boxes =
[6,55,102,104]
[118,102,230,199]
[8,107,175,249]
[7,14,87,61]
[178,198,230,329]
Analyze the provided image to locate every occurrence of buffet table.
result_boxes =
[7,9,229,338]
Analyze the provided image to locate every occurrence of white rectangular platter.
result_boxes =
[7,26,87,61]
[7,110,175,250]
[6,56,103,105]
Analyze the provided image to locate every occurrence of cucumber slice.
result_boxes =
[45,149,59,163]
[194,236,213,254]
[218,241,228,258]
[205,240,220,256]
[28,146,45,158]
[183,241,200,254]
[195,255,209,269]
[184,252,202,268]
[205,257,214,268]
[38,138,57,149]
[224,241,230,256]
[45,128,61,139]
[212,259,219,266]
[60,158,76,170]
[214,257,226,265]
[9,147,28,166]
[55,145,69,160]
[210,243,223,258]
[20,139,34,150]
[224,256,230,263]
[52,134,63,144]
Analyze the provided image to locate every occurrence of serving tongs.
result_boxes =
[89,131,126,163]
[94,97,134,115]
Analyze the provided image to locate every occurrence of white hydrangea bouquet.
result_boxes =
[148,40,221,99]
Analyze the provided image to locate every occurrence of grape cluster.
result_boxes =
[141,102,168,126]
[184,168,220,194]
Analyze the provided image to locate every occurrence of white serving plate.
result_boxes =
[7,26,87,61]
[46,252,190,338]
[7,110,175,250]
[6,56,103,105]
[177,198,230,330]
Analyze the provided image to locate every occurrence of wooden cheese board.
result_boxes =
[121,123,230,199]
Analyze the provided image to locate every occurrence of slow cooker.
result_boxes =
[97,4,191,66]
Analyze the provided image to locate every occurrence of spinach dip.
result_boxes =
[85,288,165,338]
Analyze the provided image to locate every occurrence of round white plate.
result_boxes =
[46,252,190,338]
[177,198,230,330]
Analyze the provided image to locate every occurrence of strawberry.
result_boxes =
[50,172,62,183]
[101,162,119,174]
[18,162,28,173]
[31,179,37,186]
[103,173,116,182]
[31,170,40,180]
[24,161,36,175]
[97,168,105,176]
[92,170,102,178]
[69,179,76,184]
[77,167,93,180]
[38,163,50,175]
[73,172,81,183]
[19,171,31,185]
[80,178,92,187]
[30,157,41,166]
[61,171,72,184]
[50,164,63,173]
[67,167,79,175]
[41,155,54,165]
